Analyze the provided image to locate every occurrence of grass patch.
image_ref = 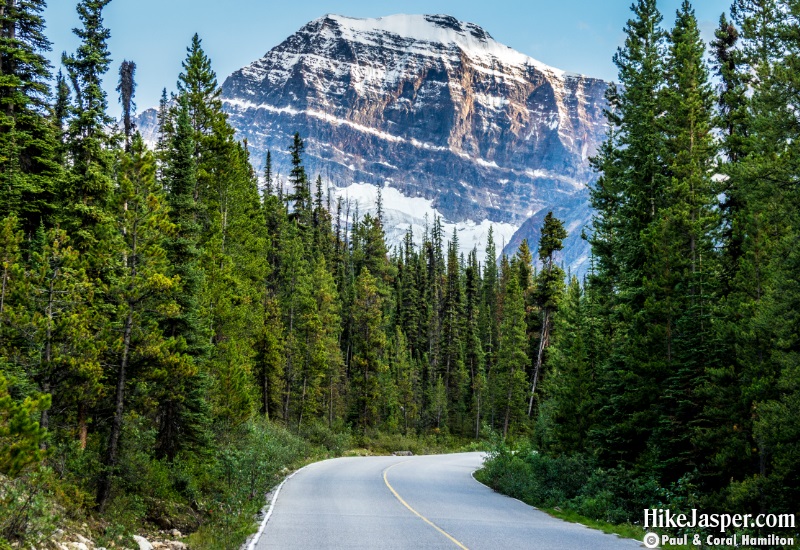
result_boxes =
[541,505,645,540]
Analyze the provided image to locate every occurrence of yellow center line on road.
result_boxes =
[382,461,470,550]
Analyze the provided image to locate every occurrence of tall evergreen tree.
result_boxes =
[654,0,718,479]
[438,230,466,429]
[464,248,485,437]
[60,0,115,251]
[528,212,567,415]
[287,133,311,226]
[589,0,670,469]
[350,268,387,431]
[0,0,59,233]
[535,276,597,454]
[116,60,136,150]
[155,97,212,460]
[97,134,177,511]
[177,33,223,141]
[263,149,273,196]
[496,274,528,437]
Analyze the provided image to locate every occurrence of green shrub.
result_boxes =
[0,470,59,545]
[478,440,662,526]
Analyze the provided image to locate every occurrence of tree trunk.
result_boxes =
[528,308,550,416]
[78,402,88,450]
[40,273,55,449]
[97,309,133,512]
[474,391,481,439]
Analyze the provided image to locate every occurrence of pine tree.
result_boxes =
[650,0,718,480]
[480,227,500,429]
[155,87,172,165]
[496,274,528,437]
[438,230,466,429]
[116,60,136,150]
[253,291,284,420]
[0,0,59,233]
[200,139,265,429]
[155,97,212,461]
[276,225,314,423]
[97,133,177,511]
[302,255,343,427]
[0,214,101,455]
[465,248,485,438]
[53,69,70,163]
[528,212,567,415]
[263,150,273,196]
[0,371,49,476]
[287,133,310,225]
[712,13,749,289]
[589,0,669,469]
[350,268,387,430]
[719,0,800,511]
[61,0,115,252]
[352,213,392,288]
[390,328,419,433]
[177,33,223,140]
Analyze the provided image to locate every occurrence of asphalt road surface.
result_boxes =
[253,452,643,549]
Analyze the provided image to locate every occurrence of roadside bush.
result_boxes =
[186,418,316,550]
[478,443,592,507]
[477,440,661,525]
[300,419,353,455]
[0,470,59,545]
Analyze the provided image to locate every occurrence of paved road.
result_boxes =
[254,452,643,549]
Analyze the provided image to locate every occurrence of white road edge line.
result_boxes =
[246,465,308,550]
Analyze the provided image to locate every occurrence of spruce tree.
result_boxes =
[589,0,669,469]
[653,0,718,480]
[263,149,273,196]
[528,212,566,415]
[97,133,177,510]
[61,0,115,252]
[438,231,466,429]
[116,60,136,150]
[350,268,387,430]
[287,133,311,226]
[535,276,596,454]
[712,13,749,288]
[177,33,223,140]
[254,291,284,420]
[496,274,528,437]
[723,0,800,511]
[155,98,212,460]
[0,0,59,233]
[465,248,485,438]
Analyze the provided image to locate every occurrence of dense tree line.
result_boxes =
[0,0,567,541]
[532,0,799,523]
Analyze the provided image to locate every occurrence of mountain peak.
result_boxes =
[318,13,493,42]
[300,13,570,79]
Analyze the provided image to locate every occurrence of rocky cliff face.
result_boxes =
[145,14,609,272]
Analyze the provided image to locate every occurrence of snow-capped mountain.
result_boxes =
[143,14,609,272]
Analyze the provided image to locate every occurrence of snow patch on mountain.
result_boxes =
[322,14,570,79]
[330,182,518,258]
[224,98,450,152]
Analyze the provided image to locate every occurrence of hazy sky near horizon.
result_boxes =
[43,1,732,118]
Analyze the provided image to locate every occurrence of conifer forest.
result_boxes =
[0,0,798,547]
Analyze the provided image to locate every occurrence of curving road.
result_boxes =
[253,452,643,549]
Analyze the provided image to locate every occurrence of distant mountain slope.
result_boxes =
[139,14,608,272]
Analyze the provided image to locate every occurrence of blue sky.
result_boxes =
[42,1,732,118]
